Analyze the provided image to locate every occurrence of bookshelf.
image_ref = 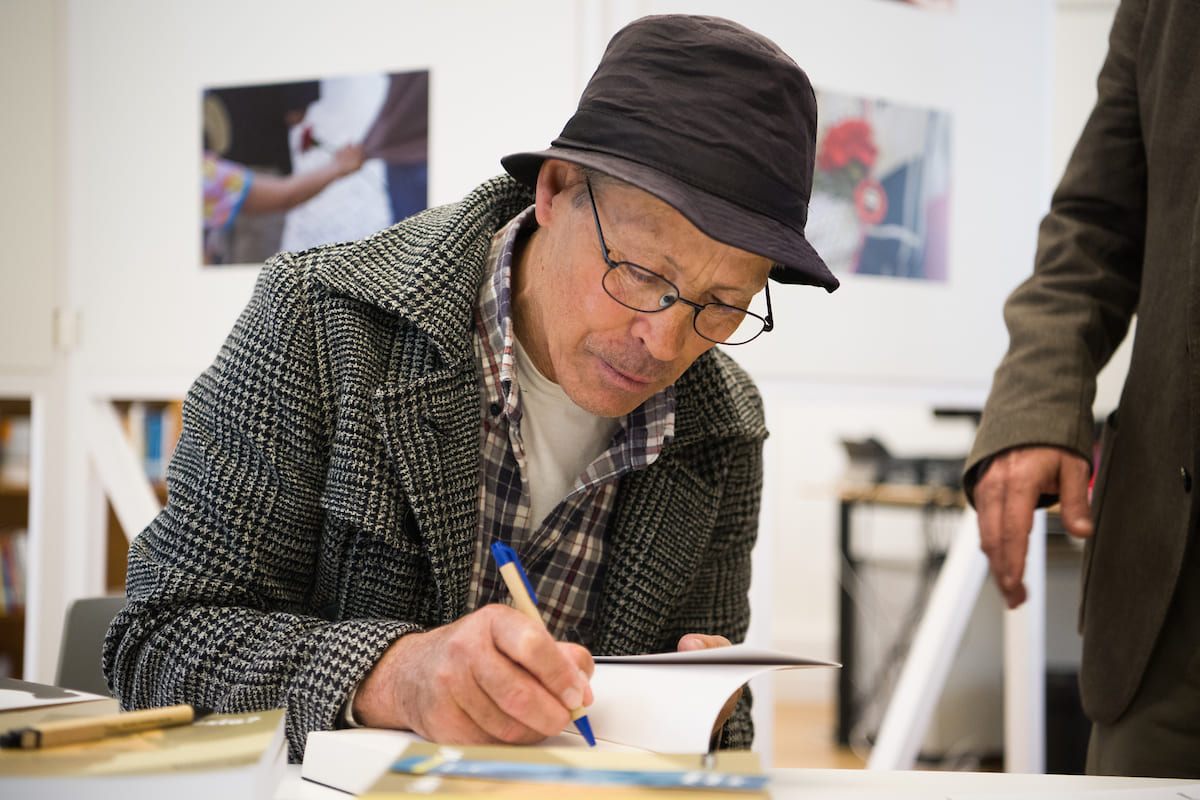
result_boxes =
[0,395,183,680]
[104,399,183,590]
[0,398,31,678]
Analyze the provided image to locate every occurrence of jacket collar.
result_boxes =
[307,175,535,367]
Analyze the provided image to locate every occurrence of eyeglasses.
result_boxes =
[585,179,773,346]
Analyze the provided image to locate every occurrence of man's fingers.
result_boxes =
[677,633,732,652]
[1057,456,1095,539]
[975,451,1042,609]
[489,606,593,717]
[354,606,597,744]
[998,482,1033,600]
[560,642,595,705]
[464,656,563,742]
[974,447,1094,609]
[976,473,1035,594]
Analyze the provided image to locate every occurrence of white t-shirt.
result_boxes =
[512,335,621,530]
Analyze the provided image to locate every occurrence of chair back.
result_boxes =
[56,594,126,696]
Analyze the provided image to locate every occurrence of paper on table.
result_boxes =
[951,786,1200,800]
[0,677,108,712]
[584,643,838,753]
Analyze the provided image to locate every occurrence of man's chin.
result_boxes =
[565,386,648,419]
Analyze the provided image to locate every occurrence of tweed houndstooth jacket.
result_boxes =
[102,175,769,762]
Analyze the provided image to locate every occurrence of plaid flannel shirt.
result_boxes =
[467,207,675,647]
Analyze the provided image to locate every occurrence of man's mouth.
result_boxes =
[599,356,661,390]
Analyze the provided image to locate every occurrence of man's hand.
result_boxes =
[974,445,1093,609]
[677,633,740,741]
[353,604,593,744]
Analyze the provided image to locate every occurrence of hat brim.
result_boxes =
[502,147,839,292]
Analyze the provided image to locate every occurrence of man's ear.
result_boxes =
[533,159,581,227]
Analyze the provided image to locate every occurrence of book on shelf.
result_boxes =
[0,686,287,800]
[0,528,27,614]
[121,400,184,485]
[302,643,836,795]
[0,412,30,486]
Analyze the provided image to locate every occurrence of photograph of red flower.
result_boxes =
[807,91,951,281]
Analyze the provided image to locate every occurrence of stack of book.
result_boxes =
[0,677,286,799]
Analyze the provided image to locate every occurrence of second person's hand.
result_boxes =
[974,445,1093,608]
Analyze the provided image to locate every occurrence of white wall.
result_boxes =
[54,0,1062,393]
[63,0,588,395]
[0,0,60,375]
[1057,0,1130,414]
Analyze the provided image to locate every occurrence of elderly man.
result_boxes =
[104,14,837,762]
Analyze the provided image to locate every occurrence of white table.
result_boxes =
[276,764,1199,799]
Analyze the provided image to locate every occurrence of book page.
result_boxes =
[0,678,109,712]
[594,643,839,667]
[583,645,838,753]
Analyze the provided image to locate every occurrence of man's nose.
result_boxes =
[632,304,694,362]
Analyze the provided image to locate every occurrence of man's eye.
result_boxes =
[625,264,658,285]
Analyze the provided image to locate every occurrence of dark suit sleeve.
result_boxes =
[964,0,1147,498]
[102,253,420,763]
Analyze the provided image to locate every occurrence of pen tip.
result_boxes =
[574,716,596,747]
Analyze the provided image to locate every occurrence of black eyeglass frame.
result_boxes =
[584,178,774,346]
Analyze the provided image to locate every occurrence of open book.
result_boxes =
[302,644,836,794]
[587,643,837,752]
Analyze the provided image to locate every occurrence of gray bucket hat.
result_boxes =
[502,14,838,292]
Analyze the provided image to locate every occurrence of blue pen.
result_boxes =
[490,541,596,746]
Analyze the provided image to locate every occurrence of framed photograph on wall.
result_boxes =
[882,0,956,11]
[807,89,951,282]
[201,70,429,267]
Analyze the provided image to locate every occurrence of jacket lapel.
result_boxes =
[374,355,481,626]
[333,177,533,625]
[591,350,762,655]
[593,453,723,655]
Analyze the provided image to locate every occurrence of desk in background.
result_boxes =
[837,484,1090,771]
[837,483,969,757]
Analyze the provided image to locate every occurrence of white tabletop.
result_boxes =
[276,763,1199,799]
